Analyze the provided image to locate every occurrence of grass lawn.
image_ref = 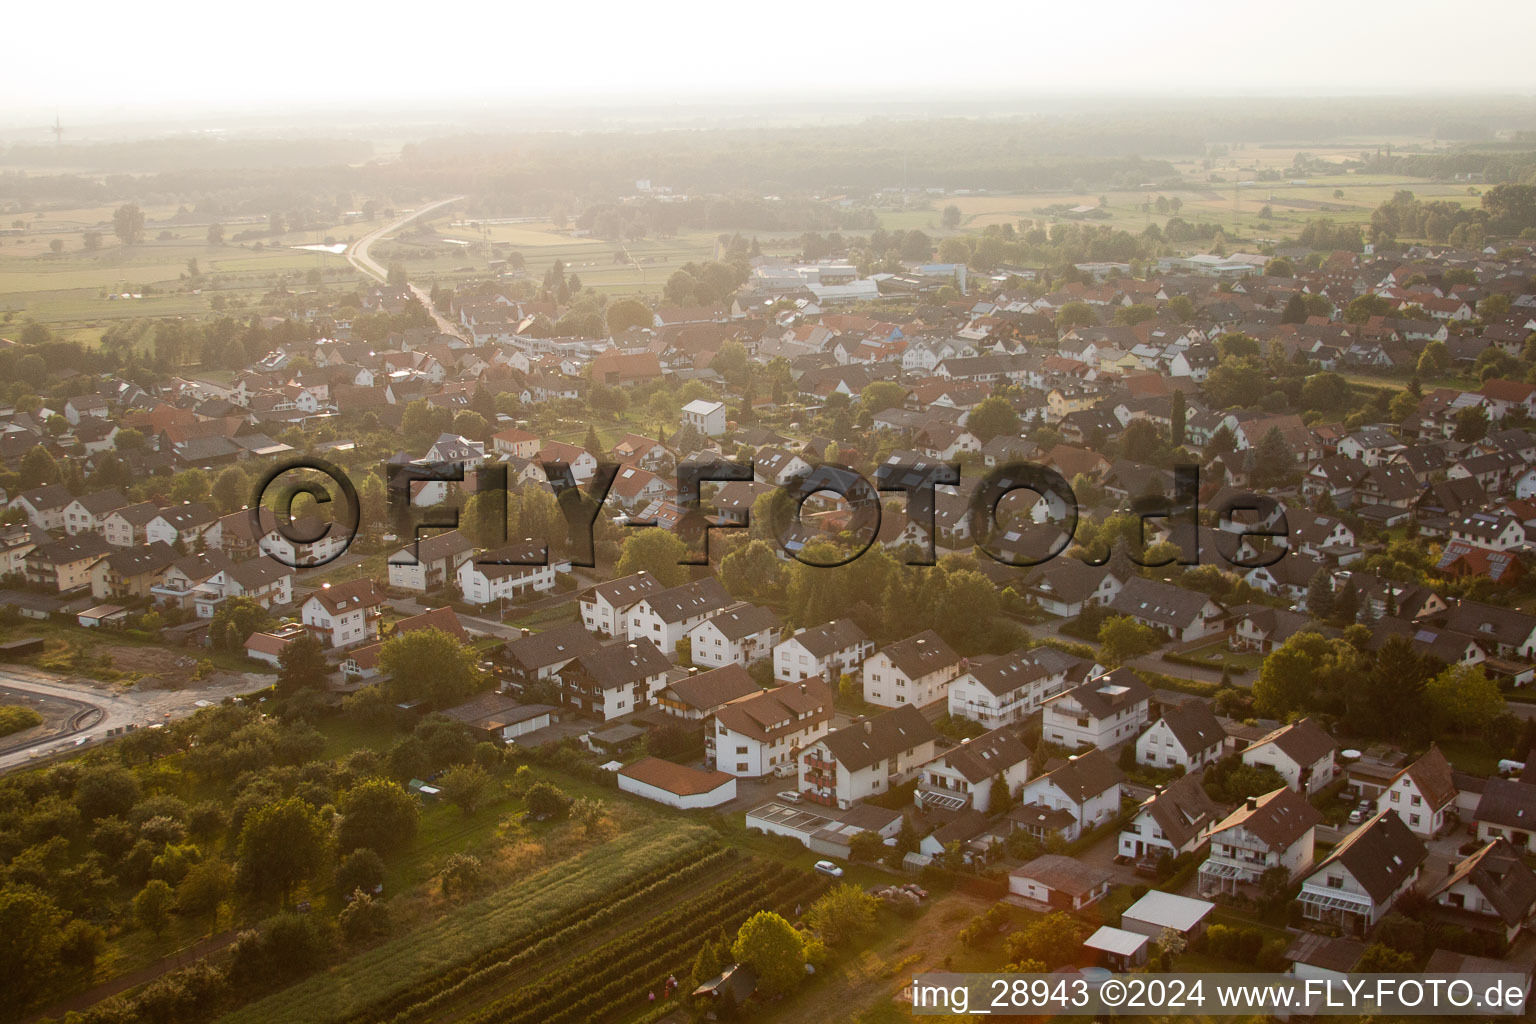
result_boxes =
[1174,641,1264,673]
[1437,738,1503,777]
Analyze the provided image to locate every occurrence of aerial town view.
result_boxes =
[4,4,1536,1022]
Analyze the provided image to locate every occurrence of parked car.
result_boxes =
[777,790,802,804]
[814,860,844,878]
[772,762,798,779]
[1348,800,1372,825]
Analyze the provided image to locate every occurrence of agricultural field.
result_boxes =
[214,822,822,1024]
[0,201,383,341]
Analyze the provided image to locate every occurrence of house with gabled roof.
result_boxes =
[1376,744,1458,837]
[1108,576,1225,642]
[62,489,130,536]
[8,483,74,531]
[773,618,873,684]
[1135,698,1225,771]
[300,579,382,648]
[1429,838,1536,946]
[625,577,733,655]
[1198,787,1321,896]
[456,541,558,606]
[914,726,1033,815]
[559,637,672,720]
[1042,668,1152,751]
[1297,811,1426,933]
[579,571,666,637]
[1444,601,1536,659]
[496,621,597,686]
[1118,773,1220,863]
[89,542,178,600]
[686,602,780,669]
[1474,777,1536,853]
[798,703,940,808]
[1241,717,1338,795]
[387,529,474,593]
[1017,747,1124,842]
[656,664,761,720]
[1021,560,1126,618]
[862,630,963,709]
[946,648,1082,728]
[25,533,111,592]
[710,679,833,778]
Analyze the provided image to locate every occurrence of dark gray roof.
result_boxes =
[782,618,869,659]
[1311,811,1426,904]
[501,622,598,672]
[877,630,960,680]
[934,726,1032,784]
[1157,698,1226,756]
[820,704,940,773]
[569,638,671,690]
[638,577,732,624]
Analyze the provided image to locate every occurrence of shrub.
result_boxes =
[334,848,386,896]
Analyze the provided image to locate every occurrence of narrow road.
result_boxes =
[347,196,466,338]
[0,666,263,773]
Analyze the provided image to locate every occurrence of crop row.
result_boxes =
[219,822,718,1024]
[373,844,738,1024]
[460,862,824,1024]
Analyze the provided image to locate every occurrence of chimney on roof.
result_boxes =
[799,683,806,695]
[521,628,531,638]
[863,720,872,734]
[689,666,698,675]
[1245,796,1259,812]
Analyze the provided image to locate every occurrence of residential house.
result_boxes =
[947,648,1074,728]
[1376,744,1458,838]
[579,572,666,637]
[711,680,834,778]
[1008,854,1112,912]
[89,543,177,601]
[1296,812,1426,934]
[1474,777,1536,853]
[101,502,161,548]
[914,726,1033,814]
[685,603,780,669]
[62,489,129,536]
[387,530,474,593]
[1118,773,1221,863]
[656,664,761,720]
[145,502,218,549]
[773,618,873,684]
[1135,698,1226,771]
[681,399,728,437]
[798,704,941,809]
[626,577,734,655]
[455,541,557,606]
[8,484,73,531]
[559,637,672,720]
[862,630,963,709]
[496,622,598,688]
[1041,668,1152,750]
[1428,839,1536,946]
[1016,748,1124,842]
[300,579,382,648]
[1241,717,1339,795]
[25,533,110,592]
[1109,576,1225,641]
[1198,787,1322,896]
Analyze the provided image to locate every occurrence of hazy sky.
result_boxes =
[5,0,1534,120]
